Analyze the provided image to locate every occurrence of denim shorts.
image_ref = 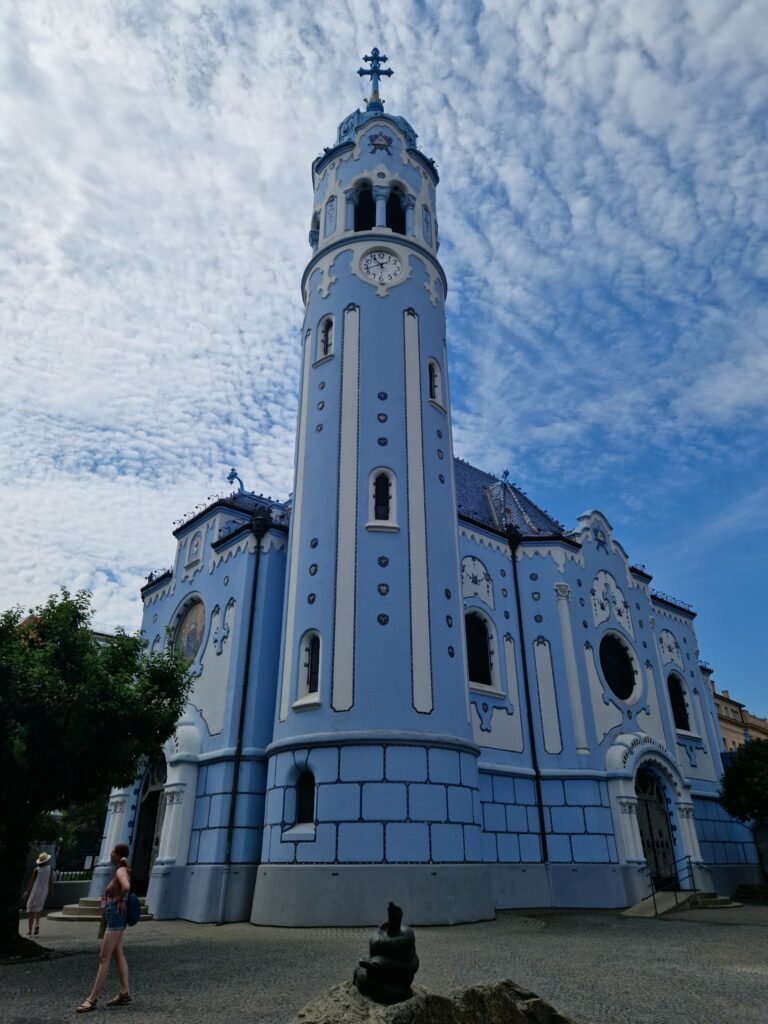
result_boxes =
[103,900,127,931]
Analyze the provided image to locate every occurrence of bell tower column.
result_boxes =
[252,51,493,926]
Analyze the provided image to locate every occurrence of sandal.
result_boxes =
[34,926,39,935]
[76,999,97,1013]
[106,993,132,1006]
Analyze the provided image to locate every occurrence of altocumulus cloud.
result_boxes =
[1,1,766,710]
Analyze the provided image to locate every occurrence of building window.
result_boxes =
[296,771,315,824]
[465,611,493,687]
[324,195,337,237]
[668,673,690,731]
[306,635,320,694]
[428,359,443,407]
[354,184,375,231]
[366,468,397,530]
[317,317,334,359]
[374,473,390,520]
[598,632,637,702]
[386,188,406,234]
[296,631,321,705]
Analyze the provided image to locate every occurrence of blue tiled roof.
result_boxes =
[453,459,563,537]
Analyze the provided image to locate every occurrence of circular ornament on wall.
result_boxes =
[599,633,637,702]
[310,538,319,548]
[378,556,389,567]
[378,392,388,400]
[377,614,389,625]
[308,593,316,604]
[448,646,455,657]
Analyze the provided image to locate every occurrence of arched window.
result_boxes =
[317,317,333,359]
[668,673,690,731]
[428,359,443,407]
[366,468,397,529]
[306,635,320,694]
[354,184,375,231]
[465,612,493,687]
[296,771,315,824]
[386,189,406,234]
[296,631,321,704]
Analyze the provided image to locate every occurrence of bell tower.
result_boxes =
[252,52,493,925]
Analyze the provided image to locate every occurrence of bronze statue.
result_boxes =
[353,902,419,1004]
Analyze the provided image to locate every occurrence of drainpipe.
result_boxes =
[507,526,549,863]
[216,508,272,924]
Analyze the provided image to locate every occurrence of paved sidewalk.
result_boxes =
[2,905,768,1024]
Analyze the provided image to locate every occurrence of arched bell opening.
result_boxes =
[354,184,375,231]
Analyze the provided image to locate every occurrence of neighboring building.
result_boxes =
[92,53,761,925]
[704,665,768,750]
[742,711,768,743]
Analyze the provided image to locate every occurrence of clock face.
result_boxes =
[360,250,402,286]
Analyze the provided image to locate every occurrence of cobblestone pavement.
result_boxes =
[3,905,768,1024]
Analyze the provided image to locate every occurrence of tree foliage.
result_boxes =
[0,590,191,956]
[720,739,768,823]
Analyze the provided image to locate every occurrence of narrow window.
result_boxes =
[428,359,442,405]
[386,189,406,234]
[296,771,315,824]
[324,195,337,237]
[374,473,390,520]
[668,674,690,730]
[465,613,492,686]
[307,635,320,694]
[354,185,375,231]
[318,317,333,358]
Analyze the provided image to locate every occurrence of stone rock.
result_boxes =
[293,978,576,1024]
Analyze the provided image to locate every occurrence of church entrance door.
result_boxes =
[635,768,677,890]
[132,755,167,896]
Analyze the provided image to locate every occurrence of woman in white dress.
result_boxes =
[23,851,54,937]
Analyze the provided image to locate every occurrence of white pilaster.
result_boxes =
[554,583,589,754]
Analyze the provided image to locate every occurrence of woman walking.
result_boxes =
[23,851,54,936]
[76,844,133,1013]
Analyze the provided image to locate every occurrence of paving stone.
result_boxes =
[3,904,768,1023]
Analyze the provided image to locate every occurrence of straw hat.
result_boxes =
[36,852,51,865]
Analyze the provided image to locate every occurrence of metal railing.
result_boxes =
[646,854,697,917]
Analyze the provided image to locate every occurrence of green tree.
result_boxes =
[0,590,191,958]
[720,738,768,822]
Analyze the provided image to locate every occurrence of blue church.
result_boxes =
[93,52,760,925]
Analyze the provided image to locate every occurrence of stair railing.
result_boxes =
[647,854,697,917]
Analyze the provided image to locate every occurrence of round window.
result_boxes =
[599,633,636,701]
[176,600,205,664]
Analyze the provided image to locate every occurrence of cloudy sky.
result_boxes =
[2,1,766,716]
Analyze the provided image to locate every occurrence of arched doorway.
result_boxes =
[132,755,167,896]
[635,767,677,889]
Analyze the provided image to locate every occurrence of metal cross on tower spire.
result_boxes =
[357,47,393,112]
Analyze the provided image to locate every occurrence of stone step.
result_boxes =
[688,894,742,910]
[734,884,768,902]
[48,895,152,923]
[622,891,695,917]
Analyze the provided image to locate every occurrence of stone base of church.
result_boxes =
[705,862,763,897]
[250,863,496,926]
[489,863,633,909]
[147,863,259,922]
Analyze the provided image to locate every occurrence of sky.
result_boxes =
[1,1,766,715]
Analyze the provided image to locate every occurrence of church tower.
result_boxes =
[252,52,493,925]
